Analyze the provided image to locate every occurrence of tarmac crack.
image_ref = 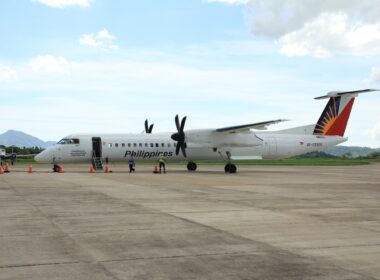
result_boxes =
[0,260,81,269]
[98,250,264,264]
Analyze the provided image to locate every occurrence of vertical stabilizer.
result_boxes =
[313,89,378,137]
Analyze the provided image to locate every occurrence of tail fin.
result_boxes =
[313,89,378,136]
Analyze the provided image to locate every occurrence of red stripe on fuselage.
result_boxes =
[325,98,355,136]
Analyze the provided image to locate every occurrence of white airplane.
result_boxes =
[35,89,377,173]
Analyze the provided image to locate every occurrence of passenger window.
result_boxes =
[150,143,154,147]
[139,143,142,147]
[115,143,119,148]
[133,143,137,147]
[155,143,159,147]
[128,143,131,147]
[161,143,165,147]
[122,143,125,147]
[167,143,171,147]
[145,143,148,147]
[109,143,112,148]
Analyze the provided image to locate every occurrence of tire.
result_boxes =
[224,163,231,173]
[230,164,237,173]
[224,163,237,174]
[187,161,197,171]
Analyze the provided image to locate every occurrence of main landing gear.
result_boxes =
[224,163,237,174]
[187,161,197,171]
[220,151,237,174]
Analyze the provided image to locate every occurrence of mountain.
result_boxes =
[323,146,380,157]
[0,130,55,148]
[298,151,338,158]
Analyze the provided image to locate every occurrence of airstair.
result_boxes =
[92,151,103,170]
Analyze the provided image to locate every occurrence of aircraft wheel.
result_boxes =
[225,163,237,174]
[187,161,197,171]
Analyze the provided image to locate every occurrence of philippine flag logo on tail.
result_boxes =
[313,96,355,137]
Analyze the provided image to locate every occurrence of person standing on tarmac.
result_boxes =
[158,155,166,174]
[128,157,135,173]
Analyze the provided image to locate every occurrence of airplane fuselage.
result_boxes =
[35,131,346,163]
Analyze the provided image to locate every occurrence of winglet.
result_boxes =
[314,89,379,100]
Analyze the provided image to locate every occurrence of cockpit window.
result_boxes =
[57,138,80,145]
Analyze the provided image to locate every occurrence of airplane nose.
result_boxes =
[34,152,42,162]
[35,150,47,162]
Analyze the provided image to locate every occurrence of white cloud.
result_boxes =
[368,67,380,84]
[244,0,380,37]
[28,55,79,74]
[279,12,380,57]
[0,64,17,82]
[33,0,91,8]
[366,119,380,140]
[79,28,118,50]
[209,0,380,57]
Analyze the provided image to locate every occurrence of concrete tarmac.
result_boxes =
[0,163,380,279]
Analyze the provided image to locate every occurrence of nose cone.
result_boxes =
[34,150,49,163]
[171,132,185,142]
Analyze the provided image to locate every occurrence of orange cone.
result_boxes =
[153,165,159,174]
[105,164,109,173]
[58,164,63,173]
[0,166,3,174]
[28,166,33,174]
[4,163,10,173]
[89,165,94,173]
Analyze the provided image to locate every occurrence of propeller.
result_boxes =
[171,115,187,157]
[144,119,154,133]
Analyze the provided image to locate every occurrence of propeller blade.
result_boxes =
[172,114,187,157]
[148,124,154,133]
[175,115,180,131]
[175,143,181,155]
[181,144,187,157]
[145,119,149,132]
[180,116,187,131]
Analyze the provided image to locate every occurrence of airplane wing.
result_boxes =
[215,119,288,133]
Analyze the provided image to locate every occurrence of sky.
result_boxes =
[1,0,380,147]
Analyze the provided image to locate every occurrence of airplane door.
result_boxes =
[265,136,277,157]
[92,137,102,158]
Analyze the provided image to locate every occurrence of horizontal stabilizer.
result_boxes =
[216,119,288,133]
[314,89,379,100]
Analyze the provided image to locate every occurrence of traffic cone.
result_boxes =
[28,166,33,174]
[105,164,109,173]
[89,165,94,173]
[58,164,63,173]
[153,165,159,174]
[0,166,3,174]
[4,163,10,173]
